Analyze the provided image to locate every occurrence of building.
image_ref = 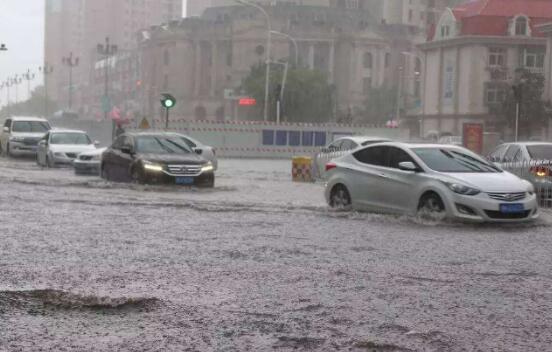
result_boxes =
[186,0,331,18]
[136,4,419,123]
[44,0,182,114]
[539,22,552,102]
[413,0,552,140]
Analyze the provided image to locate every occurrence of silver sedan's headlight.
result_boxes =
[444,182,481,196]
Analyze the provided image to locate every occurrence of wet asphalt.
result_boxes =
[0,157,551,352]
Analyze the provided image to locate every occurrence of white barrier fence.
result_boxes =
[131,119,401,159]
[499,160,552,208]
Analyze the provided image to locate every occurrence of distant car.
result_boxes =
[314,136,391,179]
[167,133,218,171]
[74,148,107,175]
[325,142,538,223]
[488,142,552,203]
[0,116,51,157]
[101,132,215,187]
[438,135,463,146]
[36,129,99,168]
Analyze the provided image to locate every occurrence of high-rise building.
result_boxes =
[44,0,182,113]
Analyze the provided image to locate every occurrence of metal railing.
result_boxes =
[499,160,552,208]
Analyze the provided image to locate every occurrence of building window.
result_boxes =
[363,52,373,69]
[488,47,506,67]
[522,47,545,69]
[440,25,450,37]
[346,0,359,9]
[163,49,170,66]
[515,16,529,36]
[485,83,506,105]
[363,77,372,94]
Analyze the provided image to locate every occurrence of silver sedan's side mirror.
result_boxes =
[398,161,418,172]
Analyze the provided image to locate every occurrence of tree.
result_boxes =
[360,85,398,124]
[241,63,334,123]
[499,68,551,136]
[0,85,58,118]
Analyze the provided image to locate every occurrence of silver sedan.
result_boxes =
[325,142,538,223]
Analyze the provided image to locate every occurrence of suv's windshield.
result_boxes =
[12,121,50,133]
[414,148,501,173]
[135,136,192,154]
[527,145,552,160]
[50,133,91,145]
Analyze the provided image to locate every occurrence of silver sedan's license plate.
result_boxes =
[175,177,194,185]
[500,203,524,213]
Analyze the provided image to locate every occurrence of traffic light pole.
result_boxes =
[165,107,170,129]
[515,102,520,142]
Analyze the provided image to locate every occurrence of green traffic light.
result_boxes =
[160,93,176,109]
[164,99,174,108]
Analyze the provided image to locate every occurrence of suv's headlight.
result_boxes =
[143,160,163,172]
[9,136,24,142]
[201,162,214,173]
[444,182,481,196]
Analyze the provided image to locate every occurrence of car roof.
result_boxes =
[9,116,49,122]
[50,128,88,134]
[336,136,390,144]
[367,141,468,150]
[501,142,552,147]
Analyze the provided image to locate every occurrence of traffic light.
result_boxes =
[161,93,176,109]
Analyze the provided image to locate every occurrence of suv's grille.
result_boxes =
[79,155,93,161]
[66,153,78,159]
[485,210,531,220]
[488,192,526,202]
[167,164,202,176]
[23,138,40,146]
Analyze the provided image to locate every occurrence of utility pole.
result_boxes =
[39,63,54,118]
[23,69,36,100]
[62,52,79,110]
[97,37,118,140]
[396,66,404,123]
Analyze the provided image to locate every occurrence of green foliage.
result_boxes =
[360,86,398,124]
[0,86,58,118]
[241,63,334,123]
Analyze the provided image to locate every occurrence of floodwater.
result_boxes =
[1,157,551,351]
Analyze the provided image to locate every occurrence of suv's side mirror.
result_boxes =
[93,141,100,147]
[398,161,418,172]
[194,148,203,155]
[121,146,133,154]
[3,126,9,133]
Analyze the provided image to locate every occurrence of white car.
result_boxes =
[74,148,106,175]
[0,116,51,157]
[325,142,539,223]
[314,136,391,179]
[168,133,218,171]
[36,129,99,168]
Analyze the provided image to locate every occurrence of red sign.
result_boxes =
[239,98,256,106]
[463,123,484,154]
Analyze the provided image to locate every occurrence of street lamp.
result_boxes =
[400,51,424,136]
[62,52,79,110]
[97,37,118,139]
[234,0,271,121]
[39,63,54,118]
[22,69,36,101]
[270,30,299,67]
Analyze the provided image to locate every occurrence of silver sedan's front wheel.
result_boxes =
[329,185,352,211]
[417,193,447,222]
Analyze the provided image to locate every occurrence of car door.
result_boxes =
[103,136,125,180]
[374,147,422,213]
[348,146,389,211]
[113,136,135,181]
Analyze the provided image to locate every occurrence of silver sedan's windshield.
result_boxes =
[414,148,501,173]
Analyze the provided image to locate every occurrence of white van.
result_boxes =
[0,116,51,157]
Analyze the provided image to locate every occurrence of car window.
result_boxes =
[340,139,355,150]
[527,145,552,160]
[512,148,523,162]
[111,136,125,150]
[503,145,520,162]
[353,146,388,167]
[11,121,50,133]
[50,133,91,145]
[489,144,509,162]
[179,137,197,148]
[387,147,416,169]
[413,147,500,173]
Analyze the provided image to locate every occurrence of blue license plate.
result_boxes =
[500,203,524,213]
[175,177,194,185]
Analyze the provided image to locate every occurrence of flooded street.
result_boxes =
[1,158,552,351]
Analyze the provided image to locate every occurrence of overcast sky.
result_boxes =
[0,1,187,105]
